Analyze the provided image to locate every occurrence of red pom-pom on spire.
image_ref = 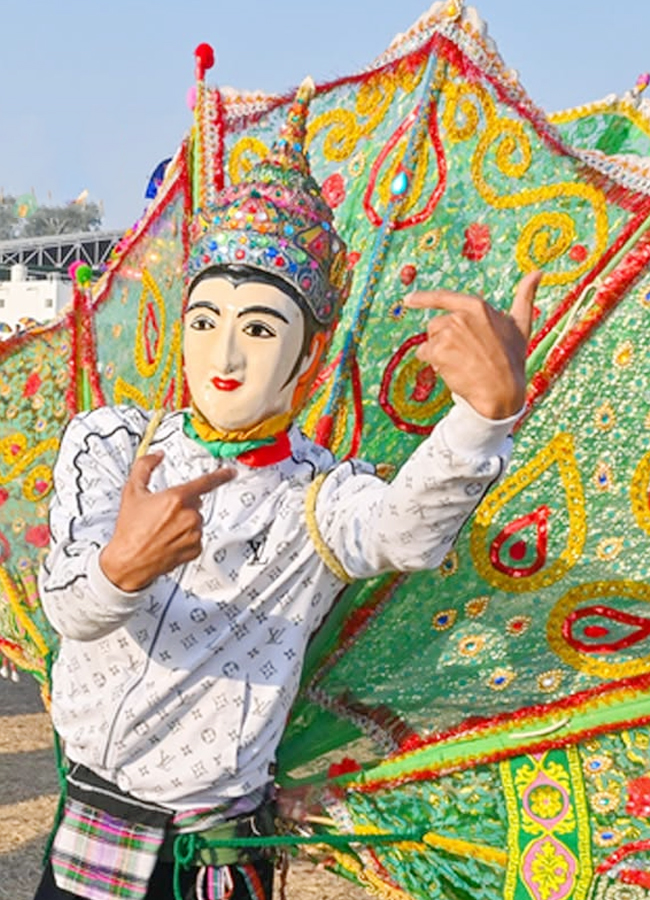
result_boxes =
[194,43,215,81]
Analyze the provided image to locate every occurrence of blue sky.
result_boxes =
[0,1,648,230]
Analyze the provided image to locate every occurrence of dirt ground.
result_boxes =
[0,675,370,900]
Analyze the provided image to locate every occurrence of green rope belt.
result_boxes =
[175,828,426,859]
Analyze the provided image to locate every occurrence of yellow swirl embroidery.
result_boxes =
[442,80,609,286]
[307,108,362,162]
[307,62,424,164]
[228,136,269,185]
[135,269,167,379]
[114,271,183,410]
[22,464,53,502]
[549,100,650,142]
[113,378,148,409]
[0,435,58,486]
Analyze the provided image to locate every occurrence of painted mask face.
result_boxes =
[183,276,310,432]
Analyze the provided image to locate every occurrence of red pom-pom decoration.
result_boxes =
[194,43,215,80]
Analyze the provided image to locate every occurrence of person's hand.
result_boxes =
[99,452,235,592]
[404,271,542,420]
[276,784,322,823]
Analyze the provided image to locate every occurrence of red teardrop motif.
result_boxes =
[490,506,549,577]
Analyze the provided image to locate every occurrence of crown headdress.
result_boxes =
[187,48,351,327]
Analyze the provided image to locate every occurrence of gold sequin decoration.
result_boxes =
[439,549,459,577]
[306,61,425,165]
[487,667,516,691]
[431,609,457,631]
[465,596,489,617]
[593,461,613,492]
[613,340,634,368]
[307,108,362,162]
[470,433,586,593]
[596,537,624,562]
[594,401,616,432]
[537,670,563,692]
[418,228,441,253]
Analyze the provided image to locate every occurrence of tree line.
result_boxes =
[0,194,103,240]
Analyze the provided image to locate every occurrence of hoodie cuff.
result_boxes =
[88,549,147,613]
[438,394,523,460]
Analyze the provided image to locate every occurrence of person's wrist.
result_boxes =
[467,379,525,420]
[99,543,151,593]
[467,395,523,420]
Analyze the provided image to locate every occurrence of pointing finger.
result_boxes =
[510,270,542,341]
[403,289,483,313]
[176,467,236,503]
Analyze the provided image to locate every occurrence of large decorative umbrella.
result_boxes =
[2,4,650,897]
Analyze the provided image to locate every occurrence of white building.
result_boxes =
[0,264,72,334]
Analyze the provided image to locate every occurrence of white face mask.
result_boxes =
[183,276,312,433]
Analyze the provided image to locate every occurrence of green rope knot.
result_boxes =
[173,832,200,900]
[174,832,199,867]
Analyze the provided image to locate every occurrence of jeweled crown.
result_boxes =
[187,50,351,326]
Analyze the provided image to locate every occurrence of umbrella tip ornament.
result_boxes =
[194,43,216,81]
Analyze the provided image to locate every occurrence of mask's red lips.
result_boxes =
[212,377,242,391]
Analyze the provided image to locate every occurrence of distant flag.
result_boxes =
[145,158,172,200]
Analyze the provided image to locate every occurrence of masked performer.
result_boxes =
[35,78,539,900]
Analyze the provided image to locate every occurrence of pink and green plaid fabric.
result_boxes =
[50,798,164,900]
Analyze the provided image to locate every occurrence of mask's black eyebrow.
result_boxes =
[186,299,220,314]
[236,305,290,324]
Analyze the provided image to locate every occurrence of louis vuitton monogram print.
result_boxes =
[41,401,514,810]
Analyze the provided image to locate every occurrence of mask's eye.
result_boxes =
[188,314,216,331]
[242,320,275,339]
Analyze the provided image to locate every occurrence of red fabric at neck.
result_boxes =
[237,431,292,467]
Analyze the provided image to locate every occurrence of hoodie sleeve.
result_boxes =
[38,407,150,641]
[309,397,520,580]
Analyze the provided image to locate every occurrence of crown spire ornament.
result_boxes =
[187,62,351,326]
